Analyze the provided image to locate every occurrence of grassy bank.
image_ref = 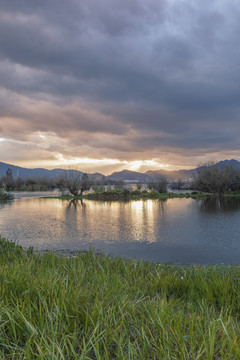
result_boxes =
[1,238,240,359]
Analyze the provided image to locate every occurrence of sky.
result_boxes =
[0,0,240,175]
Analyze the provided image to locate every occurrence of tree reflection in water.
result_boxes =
[199,196,240,213]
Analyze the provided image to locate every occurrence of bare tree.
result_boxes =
[147,182,154,191]
[5,169,14,191]
[147,175,167,193]
[136,183,142,190]
[14,177,24,190]
[80,173,92,195]
[113,180,124,190]
[154,175,168,193]
[0,176,4,189]
[192,163,238,194]
[170,179,185,190]
[62,171,91,196]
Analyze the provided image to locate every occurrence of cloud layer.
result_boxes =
[0,0,240,173]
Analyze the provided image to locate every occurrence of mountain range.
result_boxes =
[0,159,240,182]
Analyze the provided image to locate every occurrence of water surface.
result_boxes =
[1,195,240,264]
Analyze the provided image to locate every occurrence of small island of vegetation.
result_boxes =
[54,189,210,201]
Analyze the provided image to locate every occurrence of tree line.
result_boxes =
[1,162,240,195]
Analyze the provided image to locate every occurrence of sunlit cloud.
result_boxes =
[123,160,169,171]
[37,133,46,139]
[55,154,122,166]
[54,154,169,173]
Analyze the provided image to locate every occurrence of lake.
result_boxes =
[1,194,240,264]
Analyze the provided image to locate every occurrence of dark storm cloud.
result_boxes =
[0,0,240,166]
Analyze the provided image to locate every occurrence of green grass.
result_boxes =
[224,192,240,197]
[1,237,240,359]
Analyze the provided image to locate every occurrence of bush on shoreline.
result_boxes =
[0,190,13,201]
[1,237,240,358]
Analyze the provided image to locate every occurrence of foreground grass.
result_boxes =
[1,238,240,359]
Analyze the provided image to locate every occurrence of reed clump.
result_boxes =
[0,237,240,359]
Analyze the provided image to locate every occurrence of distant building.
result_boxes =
[123,180,140,183]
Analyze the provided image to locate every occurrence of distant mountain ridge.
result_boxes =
[213,159,240,169]
[107,170,150,182]
[107,160,240,182]
[0,162,103,181]
[0,162,75,179]
[0,159,240,182]
[127,160,240,181]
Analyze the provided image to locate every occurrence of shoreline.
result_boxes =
[4,238,240,267]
